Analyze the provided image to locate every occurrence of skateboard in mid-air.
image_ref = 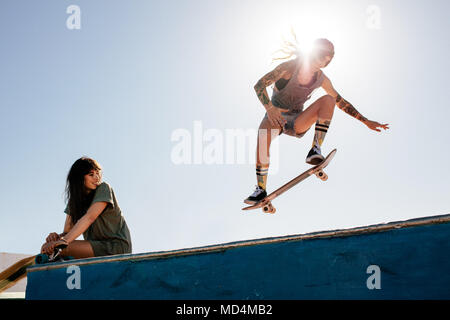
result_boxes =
[242,149,337,214]
[0,243,72,293]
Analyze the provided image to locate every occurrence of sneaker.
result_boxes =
[244,186,267,205]
[306,145,325,165]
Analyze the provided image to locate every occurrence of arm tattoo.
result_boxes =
[255,81,271,105]
[254,61,294,109]
[336,94,367,123]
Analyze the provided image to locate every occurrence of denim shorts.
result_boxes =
[263,109,308,139]
[88,239,132,257]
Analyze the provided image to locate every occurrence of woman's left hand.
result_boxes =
[365,120,389,132]
[40,239,68,255]
[41,241,56,255]
[45,232,60,243]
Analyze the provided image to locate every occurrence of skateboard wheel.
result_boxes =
[35,254,49,264]
[316,170,328,181]
[263,203,276,214]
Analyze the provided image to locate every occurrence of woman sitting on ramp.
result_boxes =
[41,157,132,258]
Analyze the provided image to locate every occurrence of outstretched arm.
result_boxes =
[321,75,389,132]
[335,94,368,123]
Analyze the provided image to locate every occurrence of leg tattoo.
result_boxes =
[256,165,269,190]
[312,119,331,148]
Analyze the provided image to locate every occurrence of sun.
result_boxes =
[265,5,352,63]
[267,25,320,62]
[258,2,357,70]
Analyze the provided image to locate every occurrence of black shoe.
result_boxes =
[244,186,267,205]
[306,145,325,165]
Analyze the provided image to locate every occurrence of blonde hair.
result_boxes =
[273,29,334,64]
[272,28,303,62]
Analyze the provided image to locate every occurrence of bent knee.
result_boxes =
[319,94,335,106]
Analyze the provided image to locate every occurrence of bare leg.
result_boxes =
[293,95,335,135]
[255,117,281,190]
[294,95,336,164]
[257,117,282,166]
[244,116,281,203]
[61,240,95,259]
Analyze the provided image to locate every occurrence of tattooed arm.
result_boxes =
[335,94,368,123]
[321,74,389,132]
[254,59,296,127]
[254,59,295,108]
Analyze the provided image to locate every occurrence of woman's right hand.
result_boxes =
[45,232,60,243]
[267,106,288,129]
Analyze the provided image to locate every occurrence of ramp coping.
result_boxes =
[28,213,450,272]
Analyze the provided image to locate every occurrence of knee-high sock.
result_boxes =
[312,119,331,148]
[256,165,269,190]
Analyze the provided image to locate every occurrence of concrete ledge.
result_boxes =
[28,213,450,271]
[26,213,450,300]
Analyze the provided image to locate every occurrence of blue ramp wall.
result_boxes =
[26,214,450,299]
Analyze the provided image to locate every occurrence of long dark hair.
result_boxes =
[65,157,102,224]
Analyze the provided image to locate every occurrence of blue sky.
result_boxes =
[0,0,449,255]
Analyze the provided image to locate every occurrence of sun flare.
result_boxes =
[265,5,352,65]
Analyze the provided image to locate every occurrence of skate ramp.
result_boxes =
[26,214,450,299]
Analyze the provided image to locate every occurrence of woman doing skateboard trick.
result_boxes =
[244,37,389,205]
[41,157,132,258]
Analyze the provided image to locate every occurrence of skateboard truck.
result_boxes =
[35,243,70,264]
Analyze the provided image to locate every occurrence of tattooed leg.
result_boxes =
[312,95,334,148]
[312,119,331,148]
[256,165,269,190]
[293,95,335,139]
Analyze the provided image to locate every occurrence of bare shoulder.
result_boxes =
[256,58,297,88]
[274,58,297,77]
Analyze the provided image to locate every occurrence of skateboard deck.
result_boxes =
[0,255,36,293]
[242,149,337,214]
[0,244,70,293]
